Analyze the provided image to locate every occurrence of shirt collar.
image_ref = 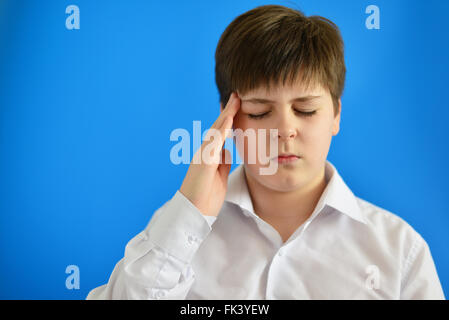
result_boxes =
[224,160,368,225]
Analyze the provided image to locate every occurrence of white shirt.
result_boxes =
[86,160,445,300]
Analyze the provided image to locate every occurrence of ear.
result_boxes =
[332,99,341,136]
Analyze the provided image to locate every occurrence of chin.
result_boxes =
[263,175,304,192]
[249,165,305,192]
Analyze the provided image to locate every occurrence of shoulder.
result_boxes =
[355,196,425,257]
[357,197,417,233]
[352,197,444,299]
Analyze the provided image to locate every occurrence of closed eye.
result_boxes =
[247,111,271,119]
[295,110,316,117]
[248,110,316,119]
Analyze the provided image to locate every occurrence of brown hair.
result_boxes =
[215,4,346,116]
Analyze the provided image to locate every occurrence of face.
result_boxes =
[223,80,341,193]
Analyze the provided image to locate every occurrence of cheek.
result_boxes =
[301,121,327,139]
[298,111,333,137]
[300,118,334,159]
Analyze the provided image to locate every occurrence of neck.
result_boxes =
[244,165,328,228]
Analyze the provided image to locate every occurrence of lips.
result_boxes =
[274,153,300,159]
[278,153,299,158]
[273,153,301,164]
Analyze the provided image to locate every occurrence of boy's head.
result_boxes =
[215,5,344,192]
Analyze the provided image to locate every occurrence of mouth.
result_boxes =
[273,153,301,164]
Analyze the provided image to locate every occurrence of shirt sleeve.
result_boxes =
[400,234,446,300]
[86,190,216,300]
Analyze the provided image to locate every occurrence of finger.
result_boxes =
[201,116,232,167]
[224,91,241,115]
[218,148,232,180]
[218,115,233,145]
[212,92,240,131]
[204,115,231,152]
[201,93,239,166]
[221,92,241,124]
[214,95,239,151]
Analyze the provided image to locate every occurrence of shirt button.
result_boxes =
[155,290,166,299]
[187,234,195,245]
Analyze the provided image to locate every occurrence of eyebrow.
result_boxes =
[241,95,322,104]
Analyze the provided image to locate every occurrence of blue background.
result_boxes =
[0,0,448,299]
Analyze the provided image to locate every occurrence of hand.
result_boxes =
[179,92,241,217]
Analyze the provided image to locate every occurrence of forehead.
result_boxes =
[239,79,329,100]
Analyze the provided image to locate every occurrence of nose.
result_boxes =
[276,114,297,141]
[277,128,296,140]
